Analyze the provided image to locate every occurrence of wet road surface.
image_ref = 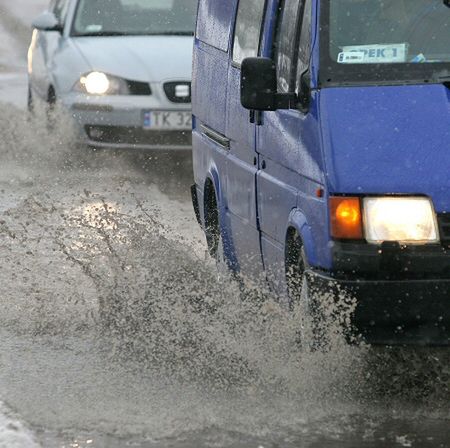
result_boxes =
[0,2,449,447]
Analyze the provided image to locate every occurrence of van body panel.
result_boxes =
[226,66,258,228]
[192,41,229,136]
[196,0,235,52]
[192,0,450,344]
[287,208,318,267]
[320,84,450,212]
[192,39,230,238]
[225,64,265,278]
[257,93,330,270]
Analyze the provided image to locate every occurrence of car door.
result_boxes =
[225,0,267,280]
[30,0,69,99]
[256,0,314,292]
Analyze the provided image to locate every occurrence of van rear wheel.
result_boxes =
[204,188,229,278]
[204,188,219,257]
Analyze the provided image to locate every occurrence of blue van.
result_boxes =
[191,0,450,344]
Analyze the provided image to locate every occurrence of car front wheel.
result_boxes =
[27,86,34,113]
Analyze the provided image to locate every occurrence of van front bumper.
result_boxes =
[309,271,450,346]
[310,241,450,346]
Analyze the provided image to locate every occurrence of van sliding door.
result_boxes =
[224,0,267,280]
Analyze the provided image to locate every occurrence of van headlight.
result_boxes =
[74,72,129,95]
[363,197,439,244]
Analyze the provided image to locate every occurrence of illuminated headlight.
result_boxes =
[75,72,129,95]
[363,197,439,244]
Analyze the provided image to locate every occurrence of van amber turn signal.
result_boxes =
[330,197,363,239]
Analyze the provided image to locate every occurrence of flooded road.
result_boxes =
[0,2,449,447]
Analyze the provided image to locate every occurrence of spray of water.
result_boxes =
[0,104,449,446]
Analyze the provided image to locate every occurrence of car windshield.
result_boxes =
[321,0,450,84]
[72,0,197,36]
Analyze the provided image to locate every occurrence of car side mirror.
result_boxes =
[240,57,296,111]
[32,12,63,33]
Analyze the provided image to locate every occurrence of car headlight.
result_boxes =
[363,197,439,244]
[74,72,129,95]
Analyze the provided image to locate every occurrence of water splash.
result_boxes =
[0,104,449,446]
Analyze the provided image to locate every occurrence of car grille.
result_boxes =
[163,82,191,103]
[438,214,450,247]
[85,126,192,147]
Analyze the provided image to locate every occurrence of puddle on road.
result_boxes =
[0,105,449,447]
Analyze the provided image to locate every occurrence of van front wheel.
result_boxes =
[215,233,230,280]
[286,235,326,350]
[27,86,34,113]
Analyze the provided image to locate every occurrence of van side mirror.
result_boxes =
[240,57,296,111]
[32,12,63,33]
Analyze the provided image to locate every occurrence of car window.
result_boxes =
[53,0,69,23]
[274,0,302,93]
[72,0,198,36]
[232,0,266,65]
[297,0,311,75]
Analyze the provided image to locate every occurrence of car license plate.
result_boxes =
[143,111,192,130]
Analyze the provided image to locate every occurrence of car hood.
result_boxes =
[319,84,450,212]
[72,35,193,82]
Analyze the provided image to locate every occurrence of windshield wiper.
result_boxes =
[152,31,194,36]
[74,31,194,37]
[75,31,133,37]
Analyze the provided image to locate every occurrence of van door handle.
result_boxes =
[261,160,267,170]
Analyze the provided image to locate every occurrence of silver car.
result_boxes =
[27,0,197,150]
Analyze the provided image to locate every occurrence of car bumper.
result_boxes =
[62,93,192,150]
[308,270,450,346]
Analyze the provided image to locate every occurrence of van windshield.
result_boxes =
[72,0,197,37]
[320,0,450,85]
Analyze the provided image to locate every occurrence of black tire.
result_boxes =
[204,187,220,257]
[46,87,57,130]
[286,234,307,309]
[27,85,34,113]
[204,189,230,278]
[286,233,328,350]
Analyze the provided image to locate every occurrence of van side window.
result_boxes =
[274,0,302,93]
[296,0,312,93]
[232,0,266,65]
[53,0,69,24]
